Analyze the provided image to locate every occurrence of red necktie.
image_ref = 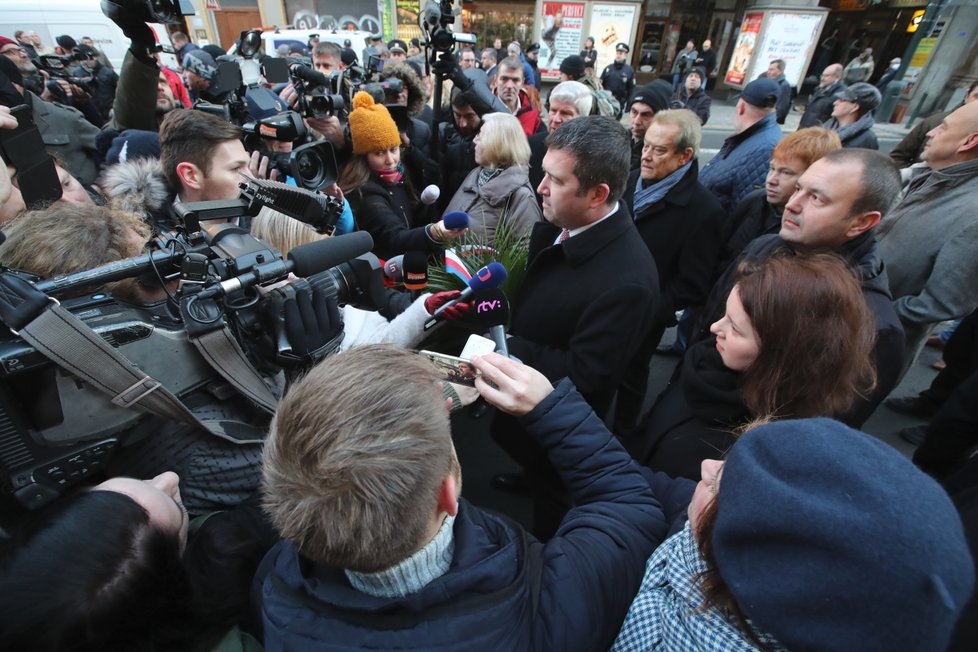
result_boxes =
[558,229,571,244]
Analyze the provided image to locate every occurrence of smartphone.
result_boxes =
[460,334,496,360]
[418,350,481,387]
[0,105,62,206]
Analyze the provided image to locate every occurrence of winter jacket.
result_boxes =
[772,73,792,124]
[27,91,101,186]
[719,188,782,273]
[699,112,782,213]
[671,49,698,77]
[639,340,751,480]
[513,88,546,138]
[107,50,164,132]
[843,55,875,84]
[799,79,847,129]
[889,110,946,167]
[437,122,477,208]
[877,158,978,360]
[254,379,669,652]
[72,59,118,120]
[694,232,905,427]
[601,61,635,108]
[825,112,879,149]
[347,178,442,261]
[443,165,542,242]
[676,85,711,125]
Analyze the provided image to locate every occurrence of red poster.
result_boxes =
[538,2,586,81]
[725,12,763,87]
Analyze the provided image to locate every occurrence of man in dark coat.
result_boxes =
[799,63,846,128]
[255,346,668,651]
[491,117,659,535]
[675,67,711,124]
[615,108,724,437]
[766,58,793,124]
[626,80,672,170]
[693,148,906,427]
[600,42,635,113]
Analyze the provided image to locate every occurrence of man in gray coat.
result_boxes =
[877,99,978,374]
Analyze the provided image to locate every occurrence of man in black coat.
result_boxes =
[615,109,724,437]
[492,116,659,536]
[692,148,906,426]
[799,63,846,128]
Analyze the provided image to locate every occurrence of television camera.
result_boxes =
[0,178,388,510]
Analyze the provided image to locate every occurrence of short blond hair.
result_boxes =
[477,112,531,167]
[250,207,321,257]
[262,344,454,571]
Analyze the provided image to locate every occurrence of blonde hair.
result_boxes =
[250,207,321,257]
[477,112,531,168]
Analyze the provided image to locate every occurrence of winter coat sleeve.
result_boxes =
[500,184,543,238]
[889,112,943,168]
[107,50,161,132]
[661,201,724,316]
[507,283,657,397]
[351,186,442,260]
[520,379,667,652]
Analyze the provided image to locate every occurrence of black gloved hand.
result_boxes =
[0,271,51,333]
[101,0,156,64]
[259,279,343,368]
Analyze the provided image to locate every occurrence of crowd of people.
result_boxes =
[1,7,978,651]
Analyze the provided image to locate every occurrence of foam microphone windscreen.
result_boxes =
[402,251,429,291]
[470,288,510,327]
[443,211,470,230]
[468,261,507,292]
[287,231,373,277]
[420,184,441,205]
[383,254,404,280]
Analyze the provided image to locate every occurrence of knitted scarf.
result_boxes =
[613,522,784,652]
[376,163,405,186]
[345,513,456,598]
[478,166,505,188]
[633,161,692,215]
[827,112,875,145]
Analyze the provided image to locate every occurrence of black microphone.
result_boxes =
[402,251,428,291]
[469,288,510,357]
[35,248,183,296]
[239,177,344,235]
[199,231,373,299]
[289,62,331,88]
[425,261,507,329]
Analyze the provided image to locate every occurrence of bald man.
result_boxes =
[799,64,846,129]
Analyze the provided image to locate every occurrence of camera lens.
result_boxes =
[295,149,325,189]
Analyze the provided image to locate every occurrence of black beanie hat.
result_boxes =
[559,55,585,81]
[628,80,671,112]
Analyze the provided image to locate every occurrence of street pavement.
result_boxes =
[449,97,934,531]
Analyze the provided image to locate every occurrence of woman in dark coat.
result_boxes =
[340,92,466,260]
[638,253,877,480]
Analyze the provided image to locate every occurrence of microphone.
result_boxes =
[420,184,441,205]
[443,211,470,230]
[383,254,405,281]
[239,177,344,235]
[402,251,428,291]
[199,231,373,299]
[425,261,507,328]
[289,62,331,88]
[469,288,510,357]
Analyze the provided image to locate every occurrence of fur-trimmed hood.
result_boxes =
[99,158,173,225]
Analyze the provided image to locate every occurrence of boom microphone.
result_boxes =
[289,62,331,88]
[199,231,374,299]
[425,261,507,328]
[469,288,510,357]
[443,211,470,230]
[420,184,440,205]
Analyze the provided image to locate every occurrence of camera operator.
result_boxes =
[71,43,119,123]
[0,55,101,186]
[278,42,353,157]
[181,49,217,103]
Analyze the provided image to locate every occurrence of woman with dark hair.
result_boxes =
[580,36,597,70]
[0,473,273,651]
[637,252,877,479]
[339,92,466,260]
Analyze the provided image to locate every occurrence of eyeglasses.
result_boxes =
[1,46,26,56]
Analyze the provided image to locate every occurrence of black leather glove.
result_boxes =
[259,279,343,368]
[0,272,51,333]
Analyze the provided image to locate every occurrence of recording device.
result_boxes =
[363,78,404,104]
[425,261,507,329]
[0,105,62,206]
[38,54,95,94]
[383,251,428,292]
[0,181,377,509]
[105,0,194,24]
[288,62,346,119]
[420,0,477,54]
[469,288,511,357]
[420,185,441,206]
[268,140,341,191]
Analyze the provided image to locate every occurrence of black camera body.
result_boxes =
[38,54,96,94]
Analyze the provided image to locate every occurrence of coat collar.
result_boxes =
[630,159,700,219]
[529,204,635,267]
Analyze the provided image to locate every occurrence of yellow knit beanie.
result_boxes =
[348,91,401,155]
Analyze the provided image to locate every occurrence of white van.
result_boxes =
[0,0,176,70]
[259,29,371,59]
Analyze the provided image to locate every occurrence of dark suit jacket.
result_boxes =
[507,204,659,417]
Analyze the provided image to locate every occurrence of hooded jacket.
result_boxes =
[254,379,669,652]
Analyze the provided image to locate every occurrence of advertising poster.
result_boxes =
[538,2,586,82]
[901,37,938,98]
[589,3,638,76]
[395,0,421,42]
[725,12,762,87]
[748,12,825,89]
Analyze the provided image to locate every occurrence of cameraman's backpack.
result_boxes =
[591,89,621,119]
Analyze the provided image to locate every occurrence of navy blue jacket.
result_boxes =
[253,380,669,651]
[699,112,782,214]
